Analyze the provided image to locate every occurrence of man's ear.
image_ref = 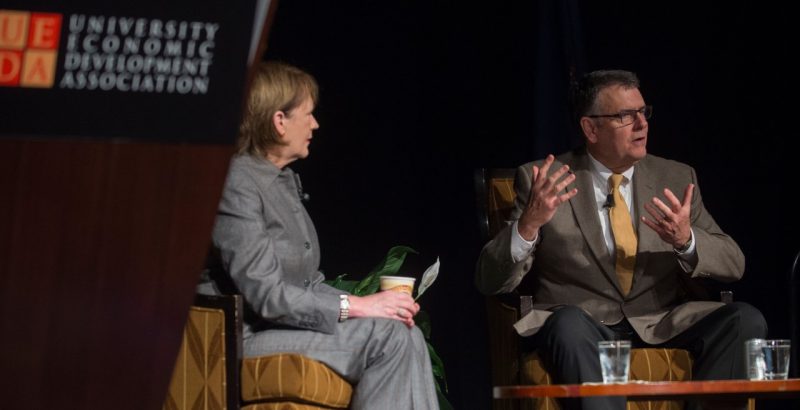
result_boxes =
[272,111,287,136]
[580,117,598,144]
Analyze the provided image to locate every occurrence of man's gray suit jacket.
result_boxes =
[476,150,745,344]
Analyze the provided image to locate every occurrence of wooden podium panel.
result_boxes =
[0,0,277,407]
[0,139,233,409]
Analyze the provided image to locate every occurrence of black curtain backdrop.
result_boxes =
[263,1,798,408]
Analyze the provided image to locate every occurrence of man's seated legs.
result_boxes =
[664,302,767,410]
[527,303,766,410]
[530,306,625,410]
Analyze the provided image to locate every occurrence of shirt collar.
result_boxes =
[587,152,635,187]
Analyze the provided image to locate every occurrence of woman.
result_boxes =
[201,61,439,409]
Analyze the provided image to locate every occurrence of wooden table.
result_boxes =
[494,379,800,402]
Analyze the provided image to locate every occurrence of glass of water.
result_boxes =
[598,340,631,383]
[762,339,791,380]
[746,338,791,380]
[745,338,766,380]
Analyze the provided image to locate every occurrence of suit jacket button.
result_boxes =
[303,279,310,287]
[304,241,311,249]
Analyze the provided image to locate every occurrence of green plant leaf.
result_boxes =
[352,245,417,296]
[415,310,431,340]
[436,384,454,410]
[323,274,359,294]
[429,341,452,409]
[427,341,447,390]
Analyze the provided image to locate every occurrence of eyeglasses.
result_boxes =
[586,105,652,126]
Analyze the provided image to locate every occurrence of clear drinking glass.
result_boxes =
[762,339,791,380]
[745,338,766,380]
[598,340,631,383]
[746,338,791,380]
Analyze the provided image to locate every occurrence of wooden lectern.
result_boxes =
[0,0,278,408]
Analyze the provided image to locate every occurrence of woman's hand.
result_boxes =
[348,291,420,328]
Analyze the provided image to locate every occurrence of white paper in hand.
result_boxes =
[415,257,440,301]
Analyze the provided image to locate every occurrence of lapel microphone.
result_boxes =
[293,173,311,202]
[603,193,615,209]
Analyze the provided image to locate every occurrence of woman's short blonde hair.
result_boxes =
[237,61,319,157]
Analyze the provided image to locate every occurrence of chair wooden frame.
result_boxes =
[195,293,243,410]
[163,294,242,410]
[474,167,532,410]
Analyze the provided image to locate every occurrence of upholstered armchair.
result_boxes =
[474,168,694,410]
[163,294,353,410]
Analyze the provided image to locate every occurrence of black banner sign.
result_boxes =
[0,0,268,143]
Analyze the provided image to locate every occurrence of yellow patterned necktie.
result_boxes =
[609,174,636,295]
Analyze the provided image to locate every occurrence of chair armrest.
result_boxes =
[488,292,534,319]
[193,293,243,362]
[520,295,533,317]
[191,294,242,410]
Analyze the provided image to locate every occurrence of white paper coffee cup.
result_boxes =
[379,276,415,295]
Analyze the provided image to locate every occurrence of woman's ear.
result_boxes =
[272,111,286,136]
[580,117,598,143]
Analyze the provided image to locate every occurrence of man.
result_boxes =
[475,69,766,410]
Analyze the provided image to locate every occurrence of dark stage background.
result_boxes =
[263,1,798,408]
